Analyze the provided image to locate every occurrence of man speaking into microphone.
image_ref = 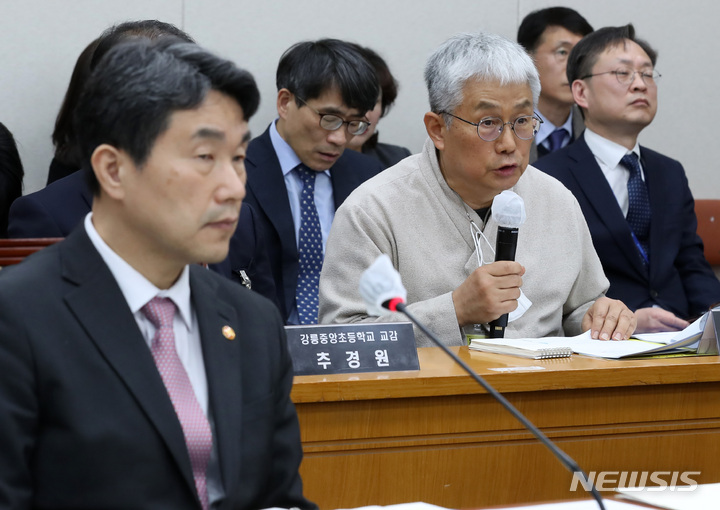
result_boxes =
[318,31,636,346]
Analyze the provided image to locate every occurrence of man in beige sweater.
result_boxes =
[318,31,636,347]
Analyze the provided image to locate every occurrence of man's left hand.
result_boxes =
[582,296,637,340]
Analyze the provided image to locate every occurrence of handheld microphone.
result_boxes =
[359,255,605,510]
[489,191,526,338]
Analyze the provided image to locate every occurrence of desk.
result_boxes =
[291,348,720,509]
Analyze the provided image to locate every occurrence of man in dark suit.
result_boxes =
[245,39,384,325]
[0,38,314,509]
[535,24,720,333]
[517,7,593,163]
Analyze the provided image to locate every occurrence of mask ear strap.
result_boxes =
[469,216,496,268]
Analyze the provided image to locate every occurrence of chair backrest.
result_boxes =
[695,199,720,266]
[0,238,63,268]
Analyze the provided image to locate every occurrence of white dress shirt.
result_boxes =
[584,128,644,216]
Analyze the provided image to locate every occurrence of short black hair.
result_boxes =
[0,122,24,237]
[52,20,194,172]
[91,19,194,69]
[567,23,658,84]
[74,38,260,195]
[276,38,379,113]
[517,7,593,52]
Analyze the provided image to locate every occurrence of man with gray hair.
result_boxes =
[318,31,636,346]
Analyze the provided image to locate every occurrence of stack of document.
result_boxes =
[468,311,719,360]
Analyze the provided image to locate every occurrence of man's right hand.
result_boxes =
[452,261,525,327]
[635,307,689,333]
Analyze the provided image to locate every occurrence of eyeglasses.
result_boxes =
[535,46,572,63]
[295,96,370,136]
[580,67,661,86]
[440,112,543,142]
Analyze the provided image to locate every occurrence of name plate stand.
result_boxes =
[699,309,720,354]
[285,322,419,376]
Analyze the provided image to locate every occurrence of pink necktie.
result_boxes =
[142,297,212,510]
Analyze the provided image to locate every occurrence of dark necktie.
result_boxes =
[547,127,568,153]
[142,297,212,510]
[295,165,323,324]
[621,153,651,263]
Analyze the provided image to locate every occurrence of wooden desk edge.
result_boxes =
[291,346,720,403]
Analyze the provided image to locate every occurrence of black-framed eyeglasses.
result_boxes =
[440,112,543,142]
[296,96,370,136]
[580,67,661,86]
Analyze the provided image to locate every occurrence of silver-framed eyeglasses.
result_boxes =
[580,67,661,86]
[440,112,543,142]
[296,96,370,136]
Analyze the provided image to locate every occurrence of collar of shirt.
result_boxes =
[584,128,642,179]
[584,128,643,217]
[535,108,575,147]
[83,212,193,328]
[269,118,331,179]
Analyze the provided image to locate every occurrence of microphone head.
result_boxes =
[491,190,526,228]
[359,254,407,316]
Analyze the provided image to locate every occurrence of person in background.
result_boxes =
[7,20,278,307]
[318,31,635,346]
[517,6,593,162]
[47,37,101,184]
[534,24,720,332]
[346,44,412,168]
[244,38,384,325]
[48,20,195,184]
[0,37,315,510]
[0,122,24,237]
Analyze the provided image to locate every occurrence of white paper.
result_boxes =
[511,328,702,359]
[632,314,706,345]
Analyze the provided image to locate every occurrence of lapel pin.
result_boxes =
[222,325,236,340]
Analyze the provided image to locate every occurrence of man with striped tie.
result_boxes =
[535,24,720,333]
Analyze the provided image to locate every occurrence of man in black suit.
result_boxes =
[517,7,593,162]
[0,38,314,509]
[534,24,720,332]
[244,39,384,325]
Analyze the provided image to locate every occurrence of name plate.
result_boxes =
[285,322,419,376]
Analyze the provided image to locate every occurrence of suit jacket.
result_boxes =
[534,134,720,318]
[529,104,585,164]
[0,227,314,509]
[6,169,279,308]
[244,125,384,321]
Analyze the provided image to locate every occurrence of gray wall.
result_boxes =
[1,0,717,198]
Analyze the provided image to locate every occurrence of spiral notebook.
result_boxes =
[468,337,572,359]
